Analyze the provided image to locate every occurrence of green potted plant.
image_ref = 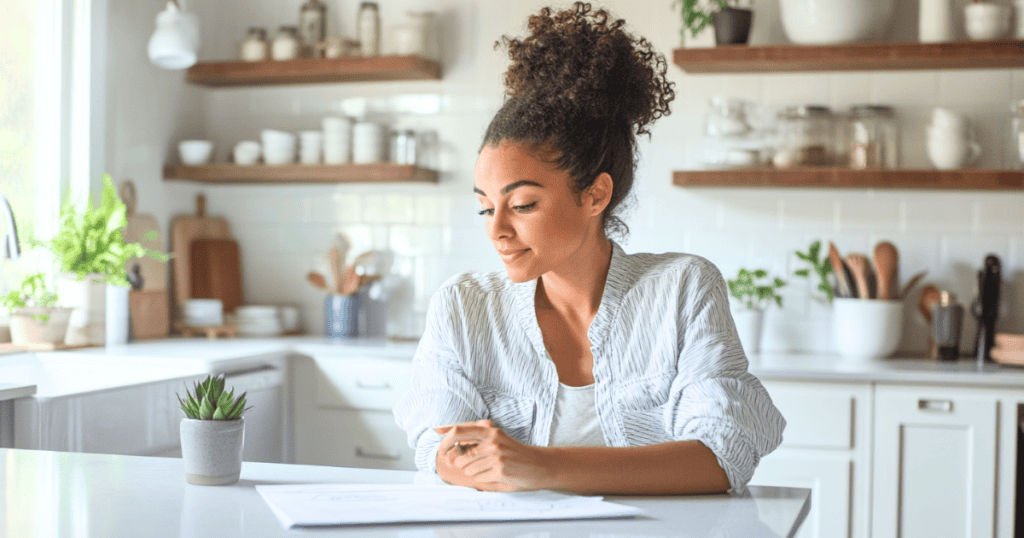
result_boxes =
[727,268,786,354]
[1,273,72,346]
[39,174,169,346]
[674,0,754,46]
[177,374,251,486]
[794,240,835,304]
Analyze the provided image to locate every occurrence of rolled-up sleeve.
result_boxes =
[664,261,786,491]
[393,288,487,474]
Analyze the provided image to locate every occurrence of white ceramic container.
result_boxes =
[261,130,296,165]
[919,0,954,42]
[9,307,73,346]
[178,140,214,165]
[105,284,130,346]
[964,2,1010,40]
[232,141,261,165]
[299,130,323,164]
[180,418,245,486]
[731,308,764,354]
[780,0,895,44]
[352,122,384,164]
[833,298,903,359]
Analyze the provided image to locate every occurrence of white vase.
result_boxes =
[180,418,245,486]
[105,284,130,346]
[57,274,105,346]
[731,309,765,355]
[9,307,73,346]
[780,0,895,44]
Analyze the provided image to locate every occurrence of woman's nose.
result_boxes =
[487,207,513,240]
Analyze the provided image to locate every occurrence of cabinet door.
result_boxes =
[753,380,871,538]
[751,452,852,538]
[872,386,997,538]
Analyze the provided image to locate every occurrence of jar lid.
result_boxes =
[782,105,833,118]
[849,104,895,117]
[360,2,380,9]
[278,25,298,34]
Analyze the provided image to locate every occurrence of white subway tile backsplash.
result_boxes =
[972,193,1024,233]
[762,73,831,109]
[779,191,838,232]
[308,191,363,224]
[836,193,902,233]
[902,192,975,232]
[938,70,1011,110]
[389,225,443,257]
[718,193,782,232]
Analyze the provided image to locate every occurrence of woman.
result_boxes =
[393,3,784,495]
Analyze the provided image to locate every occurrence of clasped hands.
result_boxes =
[434,419,551,492]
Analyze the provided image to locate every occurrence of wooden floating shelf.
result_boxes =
[672,168,1024,190]
[672,40,1024,74]
[186,55,441,87]
[163,163,439,184]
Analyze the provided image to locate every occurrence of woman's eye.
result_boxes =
[513,203,536,213]
[478,208,494,216]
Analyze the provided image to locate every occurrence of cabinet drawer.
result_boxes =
[307,408,416,471]
[314,356,412,411]
[762,380,859,450]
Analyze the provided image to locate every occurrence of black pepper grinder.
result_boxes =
[972,254,1001,364]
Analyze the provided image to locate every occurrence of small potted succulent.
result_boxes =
[177,374,250,486]
[674,0,754,46]
[727,268,786,354]
[1,273,72,346]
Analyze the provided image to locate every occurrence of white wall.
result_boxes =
[105,0,1024,353]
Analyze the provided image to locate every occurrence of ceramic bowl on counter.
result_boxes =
[234,305,283,337]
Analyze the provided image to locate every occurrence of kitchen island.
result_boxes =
[0,448,810,537]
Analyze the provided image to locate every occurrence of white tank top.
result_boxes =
[549,382,606,446]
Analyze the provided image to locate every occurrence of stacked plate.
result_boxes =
[235,305,282,337]
[184,299,223,327]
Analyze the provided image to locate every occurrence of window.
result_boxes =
[0,1,61,282]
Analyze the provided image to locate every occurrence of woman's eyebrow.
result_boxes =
[473,180,545,197]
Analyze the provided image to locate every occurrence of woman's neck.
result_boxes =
[535,237,613,322]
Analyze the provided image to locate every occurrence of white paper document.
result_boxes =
[255,483,642,528]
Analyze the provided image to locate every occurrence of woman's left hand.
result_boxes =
[434,419,551,492]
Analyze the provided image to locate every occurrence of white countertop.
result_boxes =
[0,448,810,537]
[0,382,35,401]
[750,352,1024,387]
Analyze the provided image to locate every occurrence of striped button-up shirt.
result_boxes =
[392,241,785,490]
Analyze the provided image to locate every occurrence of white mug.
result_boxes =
[261,130,296,165]
[931,108,968,135]
[926,136,982,170]
[352,122,384,164]
[299,130,323,165]
[964,2,1010,40]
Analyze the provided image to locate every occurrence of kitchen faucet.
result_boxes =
[0,190,21,260]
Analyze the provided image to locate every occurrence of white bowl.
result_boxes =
[779,0,895,44]
[232,141,261,165]
[179,140,214,165]
[964,3,1010,40]
[261,130,296,165]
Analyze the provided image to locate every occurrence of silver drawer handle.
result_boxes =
[918,399,953,413]
[355,447,401,461]
[355,379,391,390]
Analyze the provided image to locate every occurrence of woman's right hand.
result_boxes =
[434,419,551,492]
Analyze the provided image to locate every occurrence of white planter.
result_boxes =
[9,307,73,346]
[780,0,895,44]
[833,298,904,360]
[57,274,105,346]
[180,418,245,486]
[731,308,765,354]
[105,284,130,346]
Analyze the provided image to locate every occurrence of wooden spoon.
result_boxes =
[918,284,941,323]
[306,271,330,293]
[845,253,873,299]
[828,242,853,298]
[873,241,899,300]
[341,266,360,295]
[898,270,927,300]
[330,247,345,294]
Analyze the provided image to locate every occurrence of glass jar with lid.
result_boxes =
[271,26,300,61]
[847,105,898,169]
[1010,99,1024,169]
[240,27,268,62]
[772,105,837,168]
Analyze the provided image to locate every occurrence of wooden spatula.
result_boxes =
[845,253,873,299]
[828,242,853,298]
[873,241,899,300]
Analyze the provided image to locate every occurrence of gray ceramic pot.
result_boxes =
[180,418,245,486]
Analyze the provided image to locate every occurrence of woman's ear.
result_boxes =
[585,172,613,216]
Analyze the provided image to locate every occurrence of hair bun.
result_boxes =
[498,2,673,135]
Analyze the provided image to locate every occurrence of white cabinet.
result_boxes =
[871,385,999,538]
[751,380,872,538]
[292,352,416,470]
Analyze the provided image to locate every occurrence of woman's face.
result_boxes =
[473,141,606,282]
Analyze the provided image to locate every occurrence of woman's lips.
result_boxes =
[498,248,528,261]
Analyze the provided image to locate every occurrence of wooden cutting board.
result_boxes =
[190,238,244,314]
[170,194,232,325]
[120,181,166,291]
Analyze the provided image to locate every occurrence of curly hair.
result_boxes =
[481,2,675,240]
